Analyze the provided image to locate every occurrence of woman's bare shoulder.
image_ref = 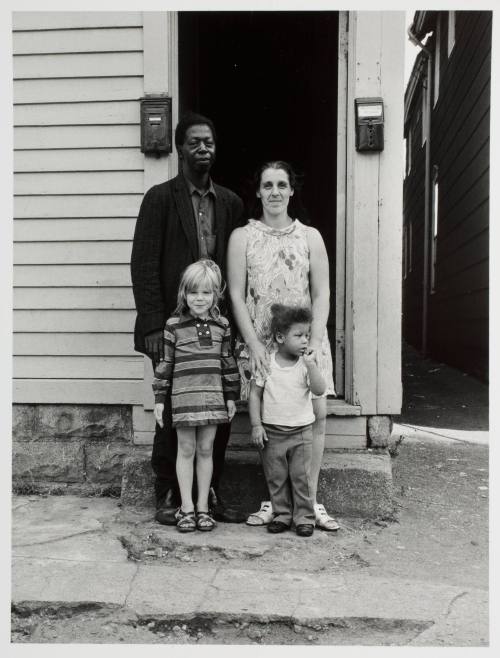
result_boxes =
[304,224,325,245]
[229,225,249,243]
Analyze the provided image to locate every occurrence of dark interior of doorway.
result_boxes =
[179,11,339,354]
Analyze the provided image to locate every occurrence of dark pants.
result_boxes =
[260,424,315,527]
[150,389,231,505]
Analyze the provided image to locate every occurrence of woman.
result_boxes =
[227,160,339,531]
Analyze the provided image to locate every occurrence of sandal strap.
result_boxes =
[196,511,215,528]
[177,510,196,527]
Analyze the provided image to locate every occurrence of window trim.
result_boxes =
[447,11,456,57]
[433,14,441,107]
[430,168,439,294]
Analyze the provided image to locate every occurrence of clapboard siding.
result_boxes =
[14,356,143,379]
[15,195,142,218]
[14,310,136,333]
[14,102,140,127]
[14,265,131,287]
[15,172,143,195]
[14,77,144,103]
[14,333,135,356]
[14,288,135,310]
[14,242,132,265]
[15,125,140,150]
[13,12,147,404]
[13,28,143,54]
[14,218,136,241]
[12,12,143,30]
[14,52,144,79]
[13,380,143,405]
[15,150,143,173]
[403,11,490,380]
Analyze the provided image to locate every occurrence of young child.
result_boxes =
[249,304,326,537]
[153,259,240,533]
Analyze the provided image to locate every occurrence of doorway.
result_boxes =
[179,10,339,372]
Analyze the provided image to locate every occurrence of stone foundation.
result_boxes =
[12,404,133,494]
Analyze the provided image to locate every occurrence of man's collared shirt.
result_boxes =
[185,176,217,259]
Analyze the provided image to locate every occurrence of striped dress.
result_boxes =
[152,311,240,427]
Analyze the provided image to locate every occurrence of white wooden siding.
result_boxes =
[13,11,146,404]
[14,265,131,287]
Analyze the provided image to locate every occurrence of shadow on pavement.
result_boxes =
[394,343,489,431]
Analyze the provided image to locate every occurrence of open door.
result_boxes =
[178,10,342,391]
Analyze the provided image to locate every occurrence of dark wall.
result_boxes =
[403,88,426,349]
[403,11,490,381]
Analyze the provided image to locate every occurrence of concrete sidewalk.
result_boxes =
[11,344,489,646]
[11,492,488,646]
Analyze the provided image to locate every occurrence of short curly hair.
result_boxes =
[270,303,312,336]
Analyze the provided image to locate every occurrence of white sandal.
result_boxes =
[246,501,273,526]
[314,503,340,531]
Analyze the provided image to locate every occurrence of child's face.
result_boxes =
[186,285,214,318]
[277,322,310,357]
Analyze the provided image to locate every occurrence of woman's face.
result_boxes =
[257,168,294,216]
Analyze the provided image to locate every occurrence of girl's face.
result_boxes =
[277,322,311,357]
[186,284,214,318]
[257,168,294,216]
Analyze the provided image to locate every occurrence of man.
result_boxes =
[131,112,245,524]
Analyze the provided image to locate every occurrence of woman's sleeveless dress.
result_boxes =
[235,218,335,400]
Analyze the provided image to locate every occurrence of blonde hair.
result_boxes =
[175,259,224,317]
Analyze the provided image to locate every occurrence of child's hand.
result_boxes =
[303,349,318,367]
[251,425,268,450]
[226,400,236,421]
[154,403,164,428]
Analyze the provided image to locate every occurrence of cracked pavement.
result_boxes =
[11,344,489,645]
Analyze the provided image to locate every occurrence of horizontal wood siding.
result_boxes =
[403,11,490,381]
[13,12,145,403]
[430,11,490,380]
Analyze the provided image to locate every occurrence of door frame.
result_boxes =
[141,10,348,409]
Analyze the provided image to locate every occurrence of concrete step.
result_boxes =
[121,447,394,518]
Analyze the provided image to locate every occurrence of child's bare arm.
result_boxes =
[248,381,268,449]
[303,352,326,396]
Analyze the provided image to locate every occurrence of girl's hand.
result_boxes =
[154,403,164,428]
[305,343,321,366]
[249,341,269,380]
[303,350,317,368]
[251,425,268,450]
[226,400,236,421]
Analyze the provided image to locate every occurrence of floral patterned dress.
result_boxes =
[235,218,335,400]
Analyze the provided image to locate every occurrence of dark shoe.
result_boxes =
[296,524,314,537]
[209,487,246,523]
[267,520,291,534]
[155,489,181,526]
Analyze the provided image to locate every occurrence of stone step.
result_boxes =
[121,448,394,518]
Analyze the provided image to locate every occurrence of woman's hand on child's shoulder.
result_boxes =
[226,400,236,421]
[154,403,164,428]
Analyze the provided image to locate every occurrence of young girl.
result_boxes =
[153,259,240,533]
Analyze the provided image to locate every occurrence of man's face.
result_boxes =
[179,124,216,177]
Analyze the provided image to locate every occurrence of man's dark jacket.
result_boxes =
[131,173,244,355]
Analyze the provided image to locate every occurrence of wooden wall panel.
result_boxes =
[13,27,143,54]
[14,333,135,356]
[14,264,131,287]
[14,77,144,103]
[14,102,139,127]
[12,12,143,30]
[14,218,136,242]
[12,11,148,404]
